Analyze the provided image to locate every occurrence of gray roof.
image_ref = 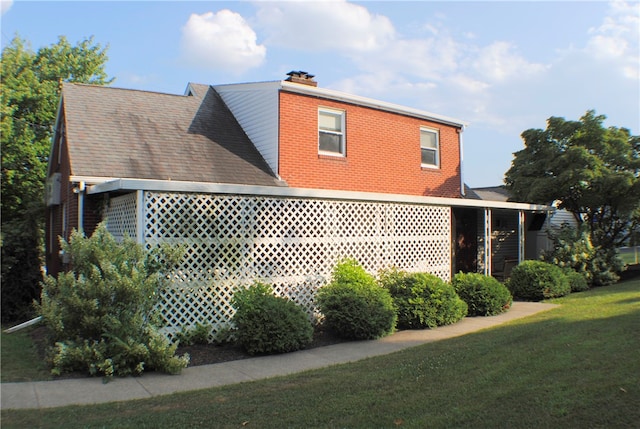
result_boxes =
[468,186,511,202]
[62,83,285,187]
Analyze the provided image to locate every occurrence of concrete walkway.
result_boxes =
[1,302,558,410]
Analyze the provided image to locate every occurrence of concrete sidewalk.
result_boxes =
[1,302,558,410]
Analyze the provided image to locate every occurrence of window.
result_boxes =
[420,127,439,168]
[318,108,345,155]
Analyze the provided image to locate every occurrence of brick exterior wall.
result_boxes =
[278,91,462,198]
[46,124,71,276]
[45,115,103,276]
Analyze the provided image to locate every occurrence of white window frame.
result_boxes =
[420,127,440,168]
[318,108,346,156]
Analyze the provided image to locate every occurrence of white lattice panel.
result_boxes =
[104,192,137,241]
[106,191,451,340]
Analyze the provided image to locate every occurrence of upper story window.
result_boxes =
[420,127,439,168]
[318,108,345,156]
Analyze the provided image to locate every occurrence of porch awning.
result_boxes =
[80,177,553,213]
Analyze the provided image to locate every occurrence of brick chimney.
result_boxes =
[285,70,318,87]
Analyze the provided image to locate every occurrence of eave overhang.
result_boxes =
[85,177,552,212]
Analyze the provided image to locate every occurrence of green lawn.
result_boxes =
[2,278,639,428]
[1,326,50,383]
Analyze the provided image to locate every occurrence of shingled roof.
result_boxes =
[61,82,285,187]
[470,186,511,202]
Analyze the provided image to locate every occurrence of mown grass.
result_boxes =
[2,278,639,428]
[1,326,50,382]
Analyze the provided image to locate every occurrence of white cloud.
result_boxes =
[1,0,13,15]
[181,10,266,74]
[585,0,639,79]
[256,0,395,53]
[382,37,460,80]
[472,41,548,82]
[316,23,547,132]
[448,74,490,94]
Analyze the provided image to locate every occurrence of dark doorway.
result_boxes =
[453,208,478,273]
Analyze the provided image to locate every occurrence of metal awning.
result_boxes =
[80,177,553,213]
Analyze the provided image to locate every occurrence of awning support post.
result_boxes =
[518,210,525,263]
[484,208,492,276]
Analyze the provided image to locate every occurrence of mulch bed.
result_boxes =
[178,325,346,366]
[29,324,346,379]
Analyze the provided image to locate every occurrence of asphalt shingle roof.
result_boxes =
[62,82,284,187]
[469,186,511,202]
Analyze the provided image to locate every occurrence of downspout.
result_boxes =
[76,181,86,234]
[459,125,465,196]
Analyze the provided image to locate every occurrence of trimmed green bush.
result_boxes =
[37,223,189,378]
[380,269,467,329]
[507,260,571,301]
[564,270,589,292]
[452,272,512,316]
[316,259,396,340]
[232,282,313,355]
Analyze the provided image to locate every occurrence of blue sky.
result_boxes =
[2,0,639,187]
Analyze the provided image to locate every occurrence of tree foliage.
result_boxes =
[505,110,640,252]
[1,35,112,322]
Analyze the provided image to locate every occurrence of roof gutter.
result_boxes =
[87,178,552,212]
[280,81,468,128]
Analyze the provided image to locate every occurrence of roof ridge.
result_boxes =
[63,82,192,98]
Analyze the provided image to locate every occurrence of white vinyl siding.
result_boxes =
[214,82,281,175]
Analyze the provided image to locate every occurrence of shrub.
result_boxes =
[451,272,512,316]
[232,282,313,355]
[507,260,571,301]
[174,322,212,346]
[564,270,589,292]
[37,223,189,378]
[316,259,396,340]
[541,225,621,286]
[380,269,467,329]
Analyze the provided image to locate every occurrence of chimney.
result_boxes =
[285,70,318,87]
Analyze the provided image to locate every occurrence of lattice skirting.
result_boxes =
[105,191,452,340]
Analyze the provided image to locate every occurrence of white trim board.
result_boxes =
[87,178,552,212]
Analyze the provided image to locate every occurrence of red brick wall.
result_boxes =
[278,91,462,198]
[45,109,103,276]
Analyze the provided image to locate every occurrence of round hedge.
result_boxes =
[316,259,396,340]
[507,260,571,301]
[380,269,467,329]
[565,269,589,292]
[232,282,313,355]
[452,272,512,316]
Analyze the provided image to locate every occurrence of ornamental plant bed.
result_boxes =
[28,324,347,378]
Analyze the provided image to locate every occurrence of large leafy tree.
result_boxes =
[505,110,640,252]
[1,35,112,322]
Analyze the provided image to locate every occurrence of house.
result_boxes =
[46,71,551,337]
